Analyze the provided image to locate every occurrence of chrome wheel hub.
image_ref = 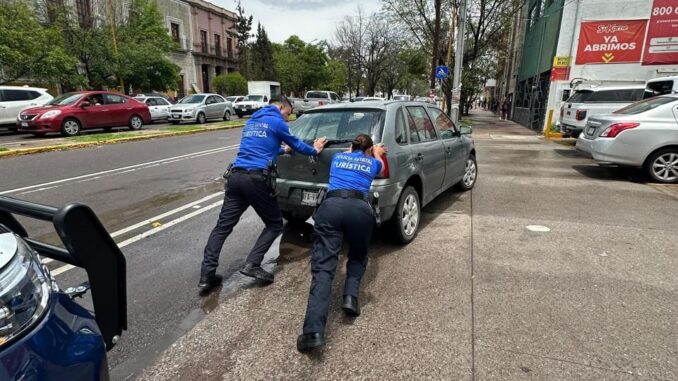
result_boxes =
[401,194,419,237]
[652,153,678,181]
[463,159,477,187]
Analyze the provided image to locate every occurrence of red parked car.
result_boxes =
[16,91,152,137]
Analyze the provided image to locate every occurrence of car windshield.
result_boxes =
[567,90,593,103]
[226,96,239,102]
[179,95,205,104]
[48,93,83,106]
[290,110,384,142]
[613,96,678,115]
[306,92,329,99]
[245,95,263,102]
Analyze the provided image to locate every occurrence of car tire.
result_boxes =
[456,154,478,191]
[128,114,143,130]
[197,112,206,124]
[282,211,311,225]
[170,120,180,125]
[61,118,81,137]
[236,112,243,119]
[390,186,420,245]
[645,148,678,184]
[223,110,231,121]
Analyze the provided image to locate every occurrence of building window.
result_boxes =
[214,34,221,56]
[170,22,180,44]
[227,37,233,58]
[200,30,208,53]
[75,0,92,28]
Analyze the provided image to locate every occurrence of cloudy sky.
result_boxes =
[213,0,382,44]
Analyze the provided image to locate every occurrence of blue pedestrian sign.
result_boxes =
[436,66,449,79]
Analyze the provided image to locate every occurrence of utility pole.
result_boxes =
[451,0,467,123]
[430,0,442,90]
[106,0,124,92]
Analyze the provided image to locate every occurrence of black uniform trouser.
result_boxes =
[200,171,283,278]
[302,196,375,334]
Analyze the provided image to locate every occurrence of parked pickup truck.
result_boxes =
[292,91,342,117]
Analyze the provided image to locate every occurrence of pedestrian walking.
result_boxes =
[500,100,509,120]
[198,96,327,295]
[297,134,387,352]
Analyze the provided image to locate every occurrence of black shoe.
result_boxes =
[297,332,325,353]
[239,263,274,283]
[198,274,223,295]
[342,295,360,317]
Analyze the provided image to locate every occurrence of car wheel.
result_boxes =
[223,110,231,121]
[170,120,180,125]
[390,186,420,244]
[61,118,81,137]
[456,154,478,191]
[197,112,206,124]
[236,112,243,119]
[645,148,678,184]
[282,211,310,225]
[128,115,143,130]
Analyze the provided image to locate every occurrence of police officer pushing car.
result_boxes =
[297,133,387,352]
[199,96,327,294]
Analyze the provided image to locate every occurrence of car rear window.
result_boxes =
[290,110,384,142]
[306,92,330,99]
[567,90,592,103]
[613,96,678,115]
[586,89,645,102]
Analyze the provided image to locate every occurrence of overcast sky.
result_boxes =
[213,0,382,44]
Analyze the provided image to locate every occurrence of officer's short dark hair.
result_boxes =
[269,95,293,111]
[351,134,374,153]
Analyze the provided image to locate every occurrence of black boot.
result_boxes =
[342,295,360,317]
[297,332,325,352]
[198,274,223,295]
[239,263,274,283]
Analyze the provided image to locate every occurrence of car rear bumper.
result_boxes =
[576,135,644,166]
[0,293,108,381]
[277,180,400,221]
[560,123,583,136]
[16,119,60,132]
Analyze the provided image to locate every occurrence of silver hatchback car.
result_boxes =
[276,101,477,244]
[576,95,678,184]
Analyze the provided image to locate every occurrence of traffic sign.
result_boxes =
[435,66,449,79]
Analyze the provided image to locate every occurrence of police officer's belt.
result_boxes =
[327,189,368,201]
[231,167,267,175]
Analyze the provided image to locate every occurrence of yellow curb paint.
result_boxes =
[0,123,245,159]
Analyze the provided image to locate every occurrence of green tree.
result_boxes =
[234,0,253,79]
[250,24,277,81]
[0,1,79,86]
[273,42,303,95]
[321,60,347,96]
[212,72,248,95]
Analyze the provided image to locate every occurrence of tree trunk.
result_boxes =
[429,0,442,89]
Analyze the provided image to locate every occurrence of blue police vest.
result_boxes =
[328,151,382,194]
[233,106,316,170]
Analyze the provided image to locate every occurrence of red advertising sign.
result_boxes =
[642,0,678,65]
[551,67,570,81]
[576,20,647,64]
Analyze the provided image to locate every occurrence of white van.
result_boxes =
[558,85,650,137]
[645,76,678,97]
[0,86,53,129]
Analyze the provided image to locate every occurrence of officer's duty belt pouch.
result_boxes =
[316,187,328,207]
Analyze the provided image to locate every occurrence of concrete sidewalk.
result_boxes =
[138,110,677,380]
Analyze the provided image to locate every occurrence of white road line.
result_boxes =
[0,144,239,195]
[49,199,224,277]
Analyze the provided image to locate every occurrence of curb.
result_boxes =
[0,123,245,159]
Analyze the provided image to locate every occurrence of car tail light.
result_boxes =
[600,122,640,138]
[377,153,390,179]
[575,110,587,121]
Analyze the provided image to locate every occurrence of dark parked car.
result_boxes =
[0,196,126,380]
[17,91,152,137]
[277,101,477,243]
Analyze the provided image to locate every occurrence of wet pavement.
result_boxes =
[135,110,677,380]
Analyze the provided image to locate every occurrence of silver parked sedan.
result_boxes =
[576,95,678,183]
[169,93,234,124]
[276,101,477,244]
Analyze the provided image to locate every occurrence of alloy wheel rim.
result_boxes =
[198,114,205,123]
[463,159,477,187]
[401,194,419,237]
[652,153,678,181]
[131,117,141,129]
[64,121,78,135]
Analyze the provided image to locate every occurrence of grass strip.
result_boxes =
[0,146,9,152]
[165,125,206,133]
[67,132,138,143]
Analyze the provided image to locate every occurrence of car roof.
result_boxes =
[575,84,646,91]
[0,85,48,91]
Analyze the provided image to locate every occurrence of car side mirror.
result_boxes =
[80,101,91,108]
[460,126,472,135]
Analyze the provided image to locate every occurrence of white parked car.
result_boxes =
[225,95,245,104]
[0,86,53,130]
[135,96,172,122]
[576,95,678,184]
[559,85,650,138]
[234,95,269,118]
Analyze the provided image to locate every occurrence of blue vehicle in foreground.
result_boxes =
[0,197,126,380]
